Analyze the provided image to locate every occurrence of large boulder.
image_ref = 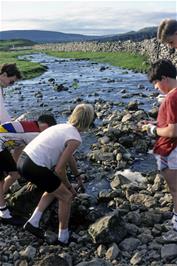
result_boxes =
[88,211,127,244]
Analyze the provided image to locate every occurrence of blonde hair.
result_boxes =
[68,103,94,131]
[157,19,177,42]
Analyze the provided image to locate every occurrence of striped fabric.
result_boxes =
[0,121,39,134]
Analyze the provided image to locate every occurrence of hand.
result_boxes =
[69,186,77,198]
[26,182,37,192]
[76,174,86,192]
[142,123,157,136]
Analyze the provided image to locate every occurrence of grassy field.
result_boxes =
[0,39,34,51]
[0,50,46,79]
[43,50,149,73]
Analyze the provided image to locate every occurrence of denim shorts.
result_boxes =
[155,146,177,171]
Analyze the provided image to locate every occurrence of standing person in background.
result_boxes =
[157,19,177,49]
[142,59,177,231]
[17,103,94,245]
[0,63,22,123]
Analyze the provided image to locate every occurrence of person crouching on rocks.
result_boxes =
[0,115,56,226]
[158,19,177,49]
[17,103,94,245]
[142,59,177,231]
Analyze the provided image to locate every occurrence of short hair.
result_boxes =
[37,114,57,127]
[0,63,22,79]
[147,59,177,83]
[68,103,94,131]
[157,19,177,42]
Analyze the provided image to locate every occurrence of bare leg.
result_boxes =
[3,172,19,194]
[12,146,24,162]
[0,180,5,206]
[35,191,56,212]
[161,169,177,212]
[52,183,73,230]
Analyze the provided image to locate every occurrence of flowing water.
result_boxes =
[5,53,157,195]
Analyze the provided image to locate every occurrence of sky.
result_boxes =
[1,0,177,36]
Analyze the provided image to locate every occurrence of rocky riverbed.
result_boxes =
[1,54,177,266]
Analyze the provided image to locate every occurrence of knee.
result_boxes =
[55,189,73,203]
[63,190,73,202]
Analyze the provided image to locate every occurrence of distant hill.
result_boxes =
[0,27,157,43]
[0,30,99,43]
[97,27,157,42]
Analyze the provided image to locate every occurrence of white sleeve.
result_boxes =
[0,89,11,123]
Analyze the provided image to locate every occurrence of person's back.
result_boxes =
[24,123,82,169]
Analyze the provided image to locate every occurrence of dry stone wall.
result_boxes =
[34,38,177,67]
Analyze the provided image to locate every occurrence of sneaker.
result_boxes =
[23,222,44,239]
[0,216,25,226]
[46,231,77,246]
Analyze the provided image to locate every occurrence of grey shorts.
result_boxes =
[155,146,177,171]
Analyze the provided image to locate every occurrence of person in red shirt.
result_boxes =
[143,59,177,231]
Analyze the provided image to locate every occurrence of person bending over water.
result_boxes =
[17,103,94,245]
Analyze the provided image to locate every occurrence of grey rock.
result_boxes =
[161,244,177,260]
[88,211,127,244]
[19,245,36,260]
[36,255,69,266]
[119,237,141,251]
[76,259,112,266]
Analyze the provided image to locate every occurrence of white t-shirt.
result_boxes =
[0,89,11,123]
[24,123,82,169]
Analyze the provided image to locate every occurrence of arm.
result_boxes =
[156,123,177,138]
[68,155,85,189]
[54,140,81,192]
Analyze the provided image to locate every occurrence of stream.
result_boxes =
[5,53,157,196]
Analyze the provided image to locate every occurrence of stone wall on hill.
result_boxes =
[34,38,177,67]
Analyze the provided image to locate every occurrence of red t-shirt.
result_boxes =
[20,121,40,132]
[153,88,177,156]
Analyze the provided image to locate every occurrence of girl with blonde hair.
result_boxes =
[17,103,94,245]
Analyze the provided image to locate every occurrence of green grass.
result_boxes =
[0,50,46,79]
[42,50,149,73]
[0,44,150,81]
[0,39,35,50]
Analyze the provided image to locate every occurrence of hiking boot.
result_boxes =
[23,222,44,239]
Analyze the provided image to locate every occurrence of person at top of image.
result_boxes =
[0,63,22,123]
[142,59,177,231]
[157,19,177,49]
[17,103,95,245]
[0,114,56,226]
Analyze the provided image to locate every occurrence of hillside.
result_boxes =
[0,27,157,43]
[97,27,157,42]
[0,30,98,43]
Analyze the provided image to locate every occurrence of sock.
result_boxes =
[58,228,69,244]
[0,205,12,219]
[28,208,43,227]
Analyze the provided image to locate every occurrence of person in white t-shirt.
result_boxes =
[0,63,22,123]
[17,103,94,245]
